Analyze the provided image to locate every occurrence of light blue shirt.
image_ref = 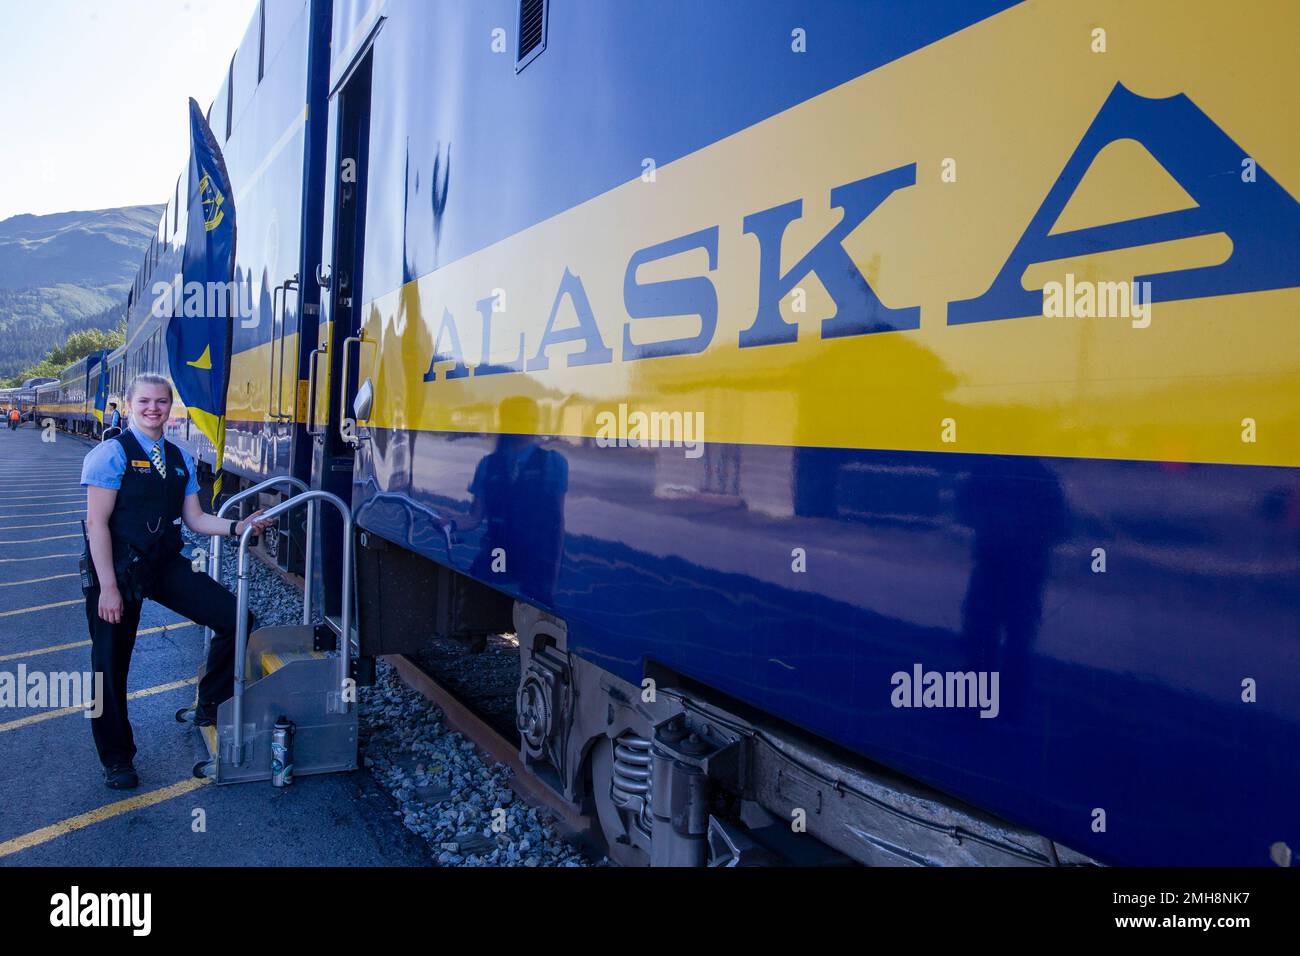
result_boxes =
[81,423,200,497]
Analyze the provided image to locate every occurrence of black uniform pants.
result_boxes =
[86,555,254,768]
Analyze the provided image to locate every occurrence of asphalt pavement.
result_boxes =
[0,422,430,866]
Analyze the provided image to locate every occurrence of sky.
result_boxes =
[0,0,262,222]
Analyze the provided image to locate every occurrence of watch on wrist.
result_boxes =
[229,520,238,538]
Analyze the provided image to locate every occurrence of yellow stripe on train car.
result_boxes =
[354,0,1300,469]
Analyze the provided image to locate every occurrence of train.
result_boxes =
[0,378,54,423]
[37,354,114,436]
[32,0,1300,866]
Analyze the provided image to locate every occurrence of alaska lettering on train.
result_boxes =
[421,83,1300,384]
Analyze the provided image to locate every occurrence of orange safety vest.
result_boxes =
[8,410,18,421]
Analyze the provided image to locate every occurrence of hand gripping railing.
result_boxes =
[209,476,312,628]
[231,490,353,766]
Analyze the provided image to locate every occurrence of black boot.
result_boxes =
[104,763,139,790]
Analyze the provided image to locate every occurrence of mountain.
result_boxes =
[0,205,163,377]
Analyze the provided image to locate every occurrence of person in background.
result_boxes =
[103,401,122,440]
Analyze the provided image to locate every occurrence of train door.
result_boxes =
[310,49,373,627]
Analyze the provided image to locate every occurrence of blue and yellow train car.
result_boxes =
[20,377,58,422]
[44,350,109,435]
[324,0,1300,866]
[0,386,36,423]
[31,380,59,425]
[84,0,1299,866]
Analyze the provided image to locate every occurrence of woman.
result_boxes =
[81,374,273,790]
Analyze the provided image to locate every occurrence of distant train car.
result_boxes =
[19,378,55,422]
[32,381,59,426]
[47,350,108,436]
[98,350,125,431]
[0,387,33,422]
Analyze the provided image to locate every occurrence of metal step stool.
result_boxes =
[177,485,357,785]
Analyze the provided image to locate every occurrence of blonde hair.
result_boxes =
[125,374,174,402]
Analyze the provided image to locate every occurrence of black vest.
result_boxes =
[107,430,188,567]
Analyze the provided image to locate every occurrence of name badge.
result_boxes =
[130,460,152,469]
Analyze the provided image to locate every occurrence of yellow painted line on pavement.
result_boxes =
[0,533,80,545]
[0,510,85,522]
[0,494,86,500]
[0,573,77,588]
[0,677,198,734]
[0,598,81,618]
[0,776,209,859]
[0,484,86,489]
[0,491,87,497]
[0,553,78,564]
[0,500,89,511]
[0,497,82,503]
[0,520,79,531]
[0,481,86,489]
[0,622,197,662]
[0,640,91,662]
[0,495,87,504]
[0,483,86,489]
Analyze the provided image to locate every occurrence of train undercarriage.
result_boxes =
[355,532,1096,868]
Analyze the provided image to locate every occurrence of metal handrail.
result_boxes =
[209,476,312,627]
[305,345,327,436]
[269,283,285,418]
[275,277,300,421]
[339,334,363,447]
[232,489,353,764]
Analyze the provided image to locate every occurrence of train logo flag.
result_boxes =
[168,97,237,504]
[91,355,108,425]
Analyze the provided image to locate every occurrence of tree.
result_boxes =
[1,325,125,387]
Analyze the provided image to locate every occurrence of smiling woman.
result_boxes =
[77,373,272,790]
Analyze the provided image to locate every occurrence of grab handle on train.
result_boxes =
[276,277,299,421]
[269,283,285,418]
[305,345,327,437]
[231,489,354,764]
[267,276,300,422]
[339,333,364,448]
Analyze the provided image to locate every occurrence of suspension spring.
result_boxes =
[610,731,653,832]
